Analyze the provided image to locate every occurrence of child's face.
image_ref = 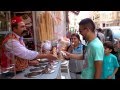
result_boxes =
[104,46,112,55]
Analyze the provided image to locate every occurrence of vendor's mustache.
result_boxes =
[21,30,28,36]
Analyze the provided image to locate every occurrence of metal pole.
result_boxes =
[32,11,37,51]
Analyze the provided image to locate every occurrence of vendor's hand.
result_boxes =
[28,60,39,66]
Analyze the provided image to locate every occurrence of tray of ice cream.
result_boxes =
[24,64,55,78]
[30,67,45,72]
[33,59,49,67]
[37,58,49,63]
[33,63,48,67]
[24,68,55,78]
[24,72,42,78]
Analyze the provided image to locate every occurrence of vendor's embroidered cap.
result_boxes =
[11,16,23,24]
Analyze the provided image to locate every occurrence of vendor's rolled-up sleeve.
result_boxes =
[5,39,39,60]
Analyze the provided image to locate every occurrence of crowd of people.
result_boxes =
[62,18,120,79]
[1,16,120,79]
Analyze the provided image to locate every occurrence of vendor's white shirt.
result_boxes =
[4,32,39,60]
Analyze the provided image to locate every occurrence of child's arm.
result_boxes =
[107,68,118,79]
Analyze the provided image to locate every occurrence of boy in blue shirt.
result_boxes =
[102,41,119,79]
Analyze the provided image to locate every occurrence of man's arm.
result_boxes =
[6,40,57,60]
[64,51,84,60]
[35,53,57,60]
[94,61,103,79]
[5,40,38,60]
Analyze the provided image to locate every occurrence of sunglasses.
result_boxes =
[79,28,87,32]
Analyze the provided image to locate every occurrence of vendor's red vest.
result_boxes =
[1,33,28,72]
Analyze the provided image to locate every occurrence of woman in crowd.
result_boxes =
[65,33,84,79]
